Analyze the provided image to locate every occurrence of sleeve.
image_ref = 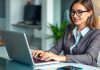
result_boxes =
[47,25,71,54]
[47,36,64,55]
[46,25,70,54]
[66,31,100,65]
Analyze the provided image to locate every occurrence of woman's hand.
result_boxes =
[32,50,67,62]
[41,52,67,62]
[32,50,45,58]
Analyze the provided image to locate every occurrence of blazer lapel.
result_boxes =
[77,29,96,48]
[67,35,75,48]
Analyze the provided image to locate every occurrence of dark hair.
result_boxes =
[69,0,96,29]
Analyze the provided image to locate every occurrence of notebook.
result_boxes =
[1,30,59,66]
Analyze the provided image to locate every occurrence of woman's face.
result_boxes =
[71,3,92,27]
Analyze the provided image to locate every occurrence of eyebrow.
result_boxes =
[71,9,87,11]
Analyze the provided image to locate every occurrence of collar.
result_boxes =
[72,26,90,37]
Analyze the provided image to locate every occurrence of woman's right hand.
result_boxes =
[32,50,45,58]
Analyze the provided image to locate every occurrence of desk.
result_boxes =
[0,47,100,70]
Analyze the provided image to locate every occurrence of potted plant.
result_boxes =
[48,21,68,43]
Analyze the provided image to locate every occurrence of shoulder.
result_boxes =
[89,29,100,33]
[92,29,100,35]
[94,29,100,33]
[90,29,100,38]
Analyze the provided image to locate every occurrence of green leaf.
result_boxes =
[48,21,68,42]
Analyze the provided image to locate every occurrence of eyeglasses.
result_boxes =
[70,10,88,17]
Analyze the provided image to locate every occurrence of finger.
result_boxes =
[33,52,39,58]
[34,51,43,58]
[32,51,38,57]
[39,53,45,57]
[39,51,45,57]
[32,50,41,57]
[34,52,40,58]
[45,57,53,61]
[41,53,52,60]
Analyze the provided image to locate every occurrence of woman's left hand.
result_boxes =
[40,52,67,62]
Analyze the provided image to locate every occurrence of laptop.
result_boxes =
[1,30,59,66]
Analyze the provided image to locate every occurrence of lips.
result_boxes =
[74,19,80,23]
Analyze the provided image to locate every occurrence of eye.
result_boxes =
[70,10,76,15]
[77,10,84,14]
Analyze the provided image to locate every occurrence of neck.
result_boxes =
[77,24,86,32]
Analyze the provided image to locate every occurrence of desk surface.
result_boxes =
[0,47,100,70]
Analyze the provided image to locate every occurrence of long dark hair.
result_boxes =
[69,0,96,29]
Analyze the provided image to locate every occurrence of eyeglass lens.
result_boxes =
[70,10,88,17]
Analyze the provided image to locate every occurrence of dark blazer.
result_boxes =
[47,25,100,66]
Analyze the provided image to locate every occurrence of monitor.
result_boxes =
[23,5,41,25]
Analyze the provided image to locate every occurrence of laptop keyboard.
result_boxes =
[33,57,53,63]
[33,57,59,66]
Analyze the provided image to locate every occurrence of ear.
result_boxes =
[88,10,93,17]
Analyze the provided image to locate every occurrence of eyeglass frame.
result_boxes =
[70,9,88,17]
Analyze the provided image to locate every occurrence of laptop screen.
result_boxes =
[1,30,34,65]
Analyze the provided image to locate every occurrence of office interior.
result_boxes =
[0,0,100,68]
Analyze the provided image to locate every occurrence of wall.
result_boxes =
[10,0,27,25]
[54,0,61,26]
[5,0,27,30]
[32,0,42,5]
[92,0,100,17]
[41,0,61,50]
[91,0,100,28]
[41,0,54,50]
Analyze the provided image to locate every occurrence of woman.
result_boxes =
[32,0,100,66]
